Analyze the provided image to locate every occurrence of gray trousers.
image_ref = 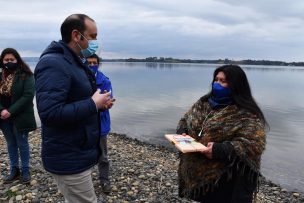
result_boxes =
[51,169,97,203]
[98,135,110,183]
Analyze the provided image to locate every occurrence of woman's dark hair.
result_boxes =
[61,14,94,43]
[203,64,267,125]
[0,48,33,75]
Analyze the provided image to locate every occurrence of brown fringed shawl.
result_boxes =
[177,98,266,198]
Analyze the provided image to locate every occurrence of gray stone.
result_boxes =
[15,195,23,201]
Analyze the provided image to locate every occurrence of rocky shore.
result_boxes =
[0,129,303,203]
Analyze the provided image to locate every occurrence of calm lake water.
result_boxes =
[28,61,304,193]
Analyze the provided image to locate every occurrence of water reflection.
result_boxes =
[139,62,175,69]
[243,65,304,71]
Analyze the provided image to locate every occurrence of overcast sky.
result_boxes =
[0,0,303,61]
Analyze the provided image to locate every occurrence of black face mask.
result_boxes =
[4,62,19,71]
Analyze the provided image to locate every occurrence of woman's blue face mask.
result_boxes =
[212,82,231,98]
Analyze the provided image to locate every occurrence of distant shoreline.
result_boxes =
[23,57,304,67]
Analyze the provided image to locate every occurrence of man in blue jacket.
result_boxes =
[35,14,111,203]
[87,54,115,194]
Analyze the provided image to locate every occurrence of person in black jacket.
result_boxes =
[0,48,37,184]
[35,14,111,203]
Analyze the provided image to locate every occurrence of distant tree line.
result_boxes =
[23,56,304,67]
[103,57,304,66]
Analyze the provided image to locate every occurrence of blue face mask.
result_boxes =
[89,65,99,74]
[212,82,231,98]
[77,33,99,57]
[81,40,99,57]
[208,82,232,108]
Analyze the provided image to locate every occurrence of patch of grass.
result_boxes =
[5,189,16,198]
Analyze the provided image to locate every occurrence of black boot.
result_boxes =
[101,180,111,194]
[21,167,31,184]
[4,166,20,183]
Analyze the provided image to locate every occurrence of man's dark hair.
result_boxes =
[86,54,100,64]
[60,14,94,43]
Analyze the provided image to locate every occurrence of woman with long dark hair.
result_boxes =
[177,64,267,202]
[0,48,36,184]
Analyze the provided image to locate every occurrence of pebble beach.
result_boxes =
[0,129,303,203]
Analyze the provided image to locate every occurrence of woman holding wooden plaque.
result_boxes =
[176,64,267,203]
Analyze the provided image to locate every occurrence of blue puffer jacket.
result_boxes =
[34,41,100,175]
[96,71,112,136]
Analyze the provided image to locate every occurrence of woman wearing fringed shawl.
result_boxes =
[176,65,267,203]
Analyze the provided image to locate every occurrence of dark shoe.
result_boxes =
[21,171,31,184]
[3,166,20,183]
[101,181,111,194]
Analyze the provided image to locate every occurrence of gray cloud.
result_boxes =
[0,0,303,61]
